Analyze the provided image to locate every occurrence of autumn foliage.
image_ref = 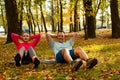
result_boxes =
[0,29,120,79]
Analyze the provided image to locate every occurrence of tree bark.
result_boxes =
[59,0,63,31]
[69,0,73,32]
[19,0,23,32]
[83,0,96,38]
[40,4,47,33]
[110,0,120,38]
[51,0,55,32]
[5,0,21,43]
[26,5,33,34]
[74,0,78,32]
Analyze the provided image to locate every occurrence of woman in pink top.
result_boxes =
[11,32,41,68]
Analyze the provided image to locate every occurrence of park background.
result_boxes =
[0,0,120,80]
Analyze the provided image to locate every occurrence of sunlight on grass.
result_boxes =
[83,44,104,52]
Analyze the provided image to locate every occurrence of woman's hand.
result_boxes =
[19,36,23,41]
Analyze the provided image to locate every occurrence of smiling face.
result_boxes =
[57,31,65,42]
[21,32,30,42]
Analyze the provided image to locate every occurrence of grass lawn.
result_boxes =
[0,29,120,80]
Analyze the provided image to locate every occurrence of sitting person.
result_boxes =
[11,32,41,68]
[46,30,98,72]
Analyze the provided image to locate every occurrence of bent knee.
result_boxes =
[61,48,69,55]
[28,46,34,50]
[76,47,82,50]
[74,47,82,56]
[74,47,82,52]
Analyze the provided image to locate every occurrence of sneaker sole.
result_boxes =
[87,58,98,69]
[15,54,21,67]
[72,60,83,72]
[33,58,40,68]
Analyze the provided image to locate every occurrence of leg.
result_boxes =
[60,48,83,72]
[74,47,98,69]
[74,47,89,60]
[21,52,32,65]
[18,46,26,58]
[28,47,37,61]
[28,47,40,68]
[15,47,26,66]
[61,48,73,64]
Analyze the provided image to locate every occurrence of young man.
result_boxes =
[46,31,98,72]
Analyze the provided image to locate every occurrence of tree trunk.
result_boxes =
[40,4,47,32]
[110,0,120,38]
[69,0,73,32]
[83,0,96,38]
[19,0,23,32]
[57,0,60,31]
[5,0,21,43]
[74,0,78,32]
[69,12,73,32]
[36,6,40,33]
[78,22,81,31]
[29,0,36,34]
[26,5,33,34]
[83,15,88,40]
[26,18,31,34]
[51,0,55,32]
[59,0,63,31]
[29,9,36,34]
[101,10,104,28]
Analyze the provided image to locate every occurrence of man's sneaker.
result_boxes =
[33,58,40,69]
[86,58,98,69]
[71,60,83,72]
[14,53,21,67]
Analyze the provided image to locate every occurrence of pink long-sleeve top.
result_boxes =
[11,33,41,51]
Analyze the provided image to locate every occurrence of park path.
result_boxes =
[0,33,6,38]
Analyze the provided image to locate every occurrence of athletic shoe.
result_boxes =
[71,60,83,72]
[33,58,40,68]
[14,53,21,67]
[86,58,98,69]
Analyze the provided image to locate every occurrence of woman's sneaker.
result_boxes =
[71,60,83,72]
[14,53,21,67]
[86,58,98,69]
[33,58,40,69]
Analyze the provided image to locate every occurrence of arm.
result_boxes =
[46,32,57,42]
[31,34,41,47]
[65,32,78,41]
[11,33,21,46]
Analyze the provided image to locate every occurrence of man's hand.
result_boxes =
[72,32,79,41]
[46,32,57,42]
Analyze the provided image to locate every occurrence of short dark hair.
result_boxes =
[58,30,65,34]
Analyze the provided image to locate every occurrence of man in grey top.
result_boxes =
[46,30,98,72]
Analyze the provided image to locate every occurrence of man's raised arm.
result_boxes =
[65,32,78,41]
[46,32,57,42]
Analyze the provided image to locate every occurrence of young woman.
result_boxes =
[11,32,41,68]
